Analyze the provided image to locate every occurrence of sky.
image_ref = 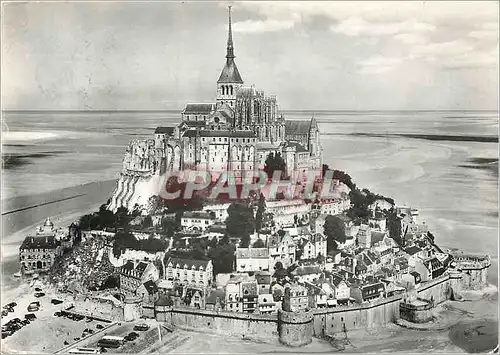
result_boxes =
[2,1,499,111]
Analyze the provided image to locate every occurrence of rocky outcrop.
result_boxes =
[108,139,165,213]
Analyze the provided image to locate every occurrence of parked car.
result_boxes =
[51,299,63,305]
[25,313,37,321]
[34,292,46,298]
[27,305,39,312]
[124,332,139,342]
[96,324,104,330]
[35,287,42,292]
[54,311,62,317]
[5,302,17,308]
[133,324,149,331]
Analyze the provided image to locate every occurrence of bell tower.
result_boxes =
[217,6,244,108]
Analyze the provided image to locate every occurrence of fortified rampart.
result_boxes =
[450,253,491,290]
[149,272,477,346]
[278,309,314,347]
[73,293,124,321]
[159,307,279,341]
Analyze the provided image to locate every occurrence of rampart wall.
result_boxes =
[167,307,279,341]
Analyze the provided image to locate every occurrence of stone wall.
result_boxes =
[169,307,278,341]
[278,309,313,347]
[149,271,482,343]
[73,294,124,321]
[400,300,433,323]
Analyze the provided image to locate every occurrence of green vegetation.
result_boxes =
[255,193,266,232]
[252,238,265,248]
[79,205,139,230]
[264,152,287,179]
[226,203,255,246]
[323,215,346,251]
[348,188,394,221]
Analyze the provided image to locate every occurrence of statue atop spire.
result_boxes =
[226,5,234,60]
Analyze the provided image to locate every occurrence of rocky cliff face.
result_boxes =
[108,139,165,213]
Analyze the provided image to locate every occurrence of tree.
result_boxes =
[208,242,236,276]
[324,215,346,251]
[226,203,255,243]
[240,234,251,248]
[264,152,287,180]
[255,193,266,231]
[272,287,283,302]
[142,215,153,228]
[387,208,403,246]
[252,238,265,248]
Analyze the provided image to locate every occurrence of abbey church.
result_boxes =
[109,8,323,211]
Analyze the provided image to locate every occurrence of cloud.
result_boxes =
[394,33,428,45]
[235,1,498,71]
[357,55,406,74]
[331,17,435,37]
[468,22,499,41]
[233,19,295,33]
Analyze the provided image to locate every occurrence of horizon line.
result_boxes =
[2,109,498,113]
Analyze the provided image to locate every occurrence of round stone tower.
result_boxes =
[278,309,314,347]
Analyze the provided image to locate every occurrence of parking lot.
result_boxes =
[1,284,113,353]
[66,319,169,353]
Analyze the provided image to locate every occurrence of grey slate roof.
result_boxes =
[285,120,311,135]
[20,235,59,250]
[218,59,244,84]
[165,257,210,270]
[154,126,175,134]
[182,103,215,114]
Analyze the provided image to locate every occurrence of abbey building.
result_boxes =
[109,8,323,212]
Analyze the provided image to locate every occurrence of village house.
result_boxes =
[255,271,272,294]
[202,203,231,222]
[184,287,205,309]
[120,260,160,296]
[19,234,62,275]
[181,211,216,231]
[137,280,159,304]
[265,199,311,228]
[361,282,385,302]
[382,279,406,297]
[225,273,254,313]
[330,272,351,302]
[292,265,322,283]
[18,217,78,275]
[414,256,446,282]
[268,231,296,270]
[164,257,213,288]
[137,280,159,318]
[283,283,309,312]
[235,247,269,273]
[241,280,258,313]
[311,197,350,216]
[257,294,277,314]
[394,256,410,278]
[312,213,328,235]
[205,289,225,311]
[405,245,426,266]
[300,233,327,261]
[304,281,328,308]
[357,224,372,248]
[324,250,342,271]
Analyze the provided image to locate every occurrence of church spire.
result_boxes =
[226,5,234,60]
